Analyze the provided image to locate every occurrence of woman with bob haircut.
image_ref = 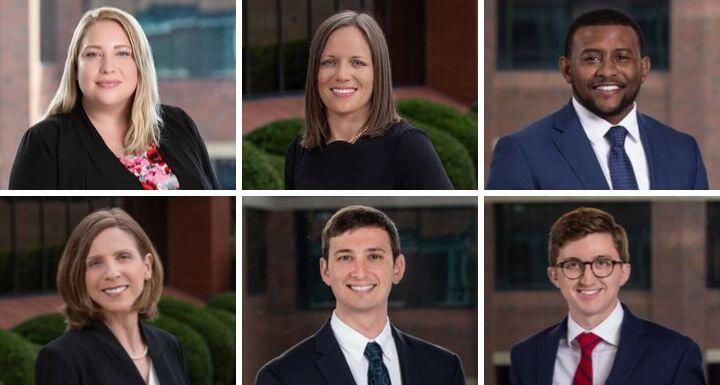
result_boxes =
[9,7,219,190]
[284,10,453,189]
[35,208,189,385]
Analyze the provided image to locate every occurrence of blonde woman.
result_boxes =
[35,208,189,384]
[284,11,452,189]
[9,7,219,190]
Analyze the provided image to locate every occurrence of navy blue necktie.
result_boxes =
[364,342,391,385]
[605,126,638,189]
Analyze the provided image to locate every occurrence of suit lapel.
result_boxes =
[538,320,565,385]
[392,326,421,385]
[637,114,659,188]
[314,320,358,385]
[605,305,648,385]
[551,102,610,189]
[141,323,175,385]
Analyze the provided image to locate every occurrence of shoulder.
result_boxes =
[39,328,94,361]
[143,323,182,348]
[160,104,191,120]
[159,105,197,134]
[385,120,429,141]
[501,110,560,144]
[24,114,73,140]
[510,322,560,357]
[636,317,698,348]
[258,334,316,375]
[398,329,461,362]
[639,113,698,144]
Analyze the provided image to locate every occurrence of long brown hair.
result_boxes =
[302,10,401,150]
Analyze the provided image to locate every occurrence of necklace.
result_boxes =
[349,126,369,143]
[129,345,149,360]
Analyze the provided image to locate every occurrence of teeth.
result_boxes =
[579,289,601,295]
[103,285,127,294]
[596,85,620,91]
[349,285,374,292]
[332,88,356,95]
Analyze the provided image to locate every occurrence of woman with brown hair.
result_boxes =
[35,208,189,385]
[284,11,453,189]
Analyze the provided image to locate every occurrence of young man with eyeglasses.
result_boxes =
[510,207,705,385]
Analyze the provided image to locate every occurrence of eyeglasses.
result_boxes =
[553,258,627,279]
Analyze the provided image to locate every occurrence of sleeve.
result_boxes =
[9,126,59,189]
[254,365,285,385]
[450,353,466,385]
[35,344,79,385]
[179,108,221,189]
[691,137,709,189]
[173,335,192,385]
[486,135,535,190]
[284,137,299,190]
[396,129,454,189]
[673,339,706,385]
[510,345,522,385]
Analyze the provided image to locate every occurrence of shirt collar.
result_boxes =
[330,311,395,363]
[566,300,624,347]
[572,97,641,146]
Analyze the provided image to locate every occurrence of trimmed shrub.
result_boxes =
[242,141,283,190]
[415,122,477,189]
[13,313,66,346]
[207,292,236,313]
[159,297,235,385]
[148,315,213,385]
[244,118,303,156]
[267,154,285,184]
[0,329,36,385]
[396,98,478,165]
[206,308,235,330]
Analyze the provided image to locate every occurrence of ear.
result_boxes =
[319,257,331,286]
[143,253,152,280]
[639,56,651,84]
[547,266,561,288]
[392,254,406,285]
[559,56,572,84]
[619,262,631,287]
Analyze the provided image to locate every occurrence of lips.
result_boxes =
[102,285,129,295]
[591,82,624,94]
[347,284,376,292]
[96,80,121,88]
[331,87,357,97]
[577,288,602,298]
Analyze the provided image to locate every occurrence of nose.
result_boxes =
[596,56,618,78]
[100,54,116,74]
[334,61,351,82]
[103,260,121,280]
[349,258,368,278]
[579,263,597,284]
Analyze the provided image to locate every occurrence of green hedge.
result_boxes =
[415,122,477,189]
[148,315,213,385]
[206,308,235,330]
[13,313,65,346]
[244,118,303,156]
[159,297,235,385]
[207,292,236,313]
[396,98,477,166]
[0,329,36,385]
[242,141,283,190]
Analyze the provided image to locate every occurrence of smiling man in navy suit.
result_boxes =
[254,205,466,385]
[487,9,708,190]
[510,207,705,385]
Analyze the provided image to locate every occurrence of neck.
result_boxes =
[335,306,388,340]
[570,303,617,330]
[327,109,370,142]
[102,312,145,354]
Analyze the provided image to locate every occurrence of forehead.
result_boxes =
[571,24,640,53]
[82,19,130,46]
[557,232,618,261]
[328,226,391,251]
[88,227,137,254]
[322,26,371,55]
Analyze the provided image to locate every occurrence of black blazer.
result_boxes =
[35,320,190,385]
[9,102,220,190]
[254,319,466,385]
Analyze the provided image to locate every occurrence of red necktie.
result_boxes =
[573,332,602,385]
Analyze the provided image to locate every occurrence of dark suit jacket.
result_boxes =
[254,319,466,385]
[35,320,190,385]
[486,101,708,189]
[9,101,220,190]
[510,304,706,385]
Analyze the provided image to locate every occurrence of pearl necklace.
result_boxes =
[349,126,369,143]
[129,345,149,360]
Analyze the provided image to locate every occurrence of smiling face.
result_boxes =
[548,232,630,329]
[84,227,152,319]
[320,227,404,321]
[318,26,374,125]
[560,25,650,124]
[77,19,138,112]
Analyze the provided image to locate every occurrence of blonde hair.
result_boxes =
[302,10,401,150]
[45,6,162,153]
[57,208,164,329]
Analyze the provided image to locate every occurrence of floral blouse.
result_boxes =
[118,146,180,190]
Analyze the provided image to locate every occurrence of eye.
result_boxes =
[594,258,613,267]
[117,50,132,57]
[584,55,600,63]
[369,253,383,260]
[337,254,352,262]
[87,258,102,268]
[352,59,367,67]
[83,51,100,58]
[321,58,336,66]
[563,260,582,270]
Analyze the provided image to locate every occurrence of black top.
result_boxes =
[9,102,220,190]
[35,320,190,385]
[254,319,465,385]
[284,121,453,189]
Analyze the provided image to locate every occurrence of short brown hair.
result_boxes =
[548,207,629,266]
[302,10,401,150]
[57,208,164,329]
[321,205,401,260]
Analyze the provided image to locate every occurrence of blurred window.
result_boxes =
[497,0,669,70]
[212,158,236,190]
[494,202,651,290]
[295,206,478,310]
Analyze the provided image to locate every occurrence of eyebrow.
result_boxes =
[85,249,133,261]
[332,247,387,255]
[81,44,132,50]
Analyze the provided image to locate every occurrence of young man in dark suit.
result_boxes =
[510,207,705,385]
[487,9,708,190]
[254,205,466,385]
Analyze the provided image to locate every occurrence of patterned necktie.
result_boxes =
[573,332,602,385]
[605,126,638,189]
[364,342,391,385]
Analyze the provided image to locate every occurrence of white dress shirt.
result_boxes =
[553,301,624,385]
[148,361,159,385]
[330,311,403,385]
[572,98,650,189]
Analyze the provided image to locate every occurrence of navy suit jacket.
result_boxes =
[254,319,466,385]
[487,102,709,189]
[510,305,706,385]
